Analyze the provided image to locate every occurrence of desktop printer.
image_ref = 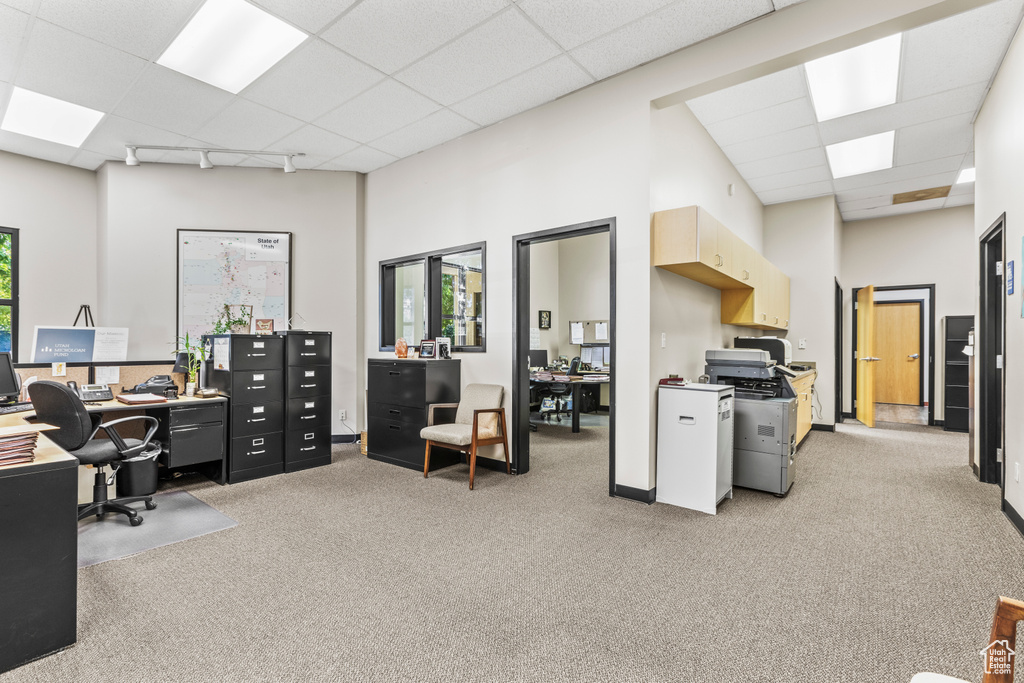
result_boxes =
[734,336,792,367]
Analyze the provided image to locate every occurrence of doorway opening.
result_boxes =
[835,279,843,424]
[851,284,936,427]
[978,214,1004,487]
[512,218,616,495]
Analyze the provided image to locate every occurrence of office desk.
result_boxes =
[530,376,609,433]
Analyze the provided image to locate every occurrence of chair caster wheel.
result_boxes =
[145,501,157,510]
[129,515,143,526]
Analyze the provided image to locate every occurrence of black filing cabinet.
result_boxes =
[367,358,461,471]
[205,334,286,483]
[282,331,332,472]
[944,315,973,432]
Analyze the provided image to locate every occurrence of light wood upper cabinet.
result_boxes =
[652,205,789,331]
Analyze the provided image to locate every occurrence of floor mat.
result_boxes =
[77,490,237,568]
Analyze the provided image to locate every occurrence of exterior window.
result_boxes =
[0,228,18,357]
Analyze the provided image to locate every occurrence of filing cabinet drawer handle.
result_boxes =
[301,415,315,420]
[389,409,400,415]
[174,426,199,433]
[301,352,316,356]
[250,418,266,423]
[300,446,316,452]
[389,371,400,376]
[249,353,266,357]
[388,425,401,431]
[249,385,266,390]
[301,383,316,388]
[249,450,266,455]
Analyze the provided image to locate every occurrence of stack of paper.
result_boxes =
[0,429,41,467]
[116,393,168,405]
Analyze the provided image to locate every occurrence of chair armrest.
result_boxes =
[427,403,460,426]
[472,407,506,437]
[93,415,160,460]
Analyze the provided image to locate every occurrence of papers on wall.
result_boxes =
[595,322,608,341]
[95,366,119,385]
[570,322,584,344]
[581,347,593,364]
[530,327,541,350]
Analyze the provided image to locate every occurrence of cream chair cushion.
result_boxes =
[421,383,504,443]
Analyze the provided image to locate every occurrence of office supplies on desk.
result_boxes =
[0,402,34,414]
[74,383,114,401]
[115,393,168,405]
[126,375,176,395]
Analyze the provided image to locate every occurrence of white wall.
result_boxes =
[976,16,1024,512]
[763,196,840,426]
[0,151,98,359]
[98,162,362,436]
[361,0,975,493]
[529,240,560,362]
[557,232,610,358]
[840,206,976,418]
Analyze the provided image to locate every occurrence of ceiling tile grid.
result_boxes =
[687,0,1024,221]
[514,0,677,50]
[314,78,442,145]
[0,5,30,83]
[250,0,359,35]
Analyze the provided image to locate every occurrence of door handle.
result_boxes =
[908,353,920,359]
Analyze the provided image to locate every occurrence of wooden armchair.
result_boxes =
[420,383,510,490]
[912,596,1024,683]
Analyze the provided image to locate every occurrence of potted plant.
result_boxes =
[173,332,207,396]
[212,304,253,334]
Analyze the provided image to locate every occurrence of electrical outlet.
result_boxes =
[798,338,807,350]
[339,409,347,421]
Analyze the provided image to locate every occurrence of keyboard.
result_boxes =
[0,402,34,414]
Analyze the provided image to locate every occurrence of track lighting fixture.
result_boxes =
[123,145,305,173]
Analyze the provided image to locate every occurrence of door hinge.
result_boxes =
[997,447,1004,463]
[854,350,858,360]
[997,354,1003,369]
[997,261,1004,275]
[854,301,858,310]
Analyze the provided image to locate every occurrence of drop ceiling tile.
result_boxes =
[371,109,477,158]
[944,193,974,207]
[516,0,675,50]
[323,0,509,74]
[0,6,30,83]
[688,67,807,126]
[842,197,947,221]
[706,97,816,147]
[834,171,960,202]
[0,0,35,12]
[251,0,358,33]
[817,82,987,146]
[748,164,831,193]
[895,113,974,166]
[319,145,398,173]
[964,151,975,167]
[758,180,834,204]
[0,129,79,165]
[772,0,808,7]
[235,156,283,168]
[315,79,440,144]
[949,179,974,196]
[722,124,820,165]
[901,0,1024,101]
[571,0,774,81]
[450,55,592,126]
[113,65,234,136]
[832,156,961,192]
[68,149,115,171]
[15,20,147,112]
[35,0,202,60]
[81,115,185,158]
[838,195,891,212]
[192,100,304,151]
[394,8,559,106]
[270,124,359,160]
[242,39,384,121]
[735,147,826,180]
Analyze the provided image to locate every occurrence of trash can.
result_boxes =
[116,447,160,497]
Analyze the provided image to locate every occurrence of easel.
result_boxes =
[73,304,95,327]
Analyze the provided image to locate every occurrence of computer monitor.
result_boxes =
[0,352,20,403]
[528,349,548,369]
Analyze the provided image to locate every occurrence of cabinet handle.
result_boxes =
[249,385,266,390]
[249,353,266,357]
[762,314,767,321]
[775,316,779,324]
[248,449,266,455]
[174,426,199,433]
[301,352,316,356]
[389,409,400,415]
[300,446,316,452]
[389,371,400,376]
[301,415,315,420]
[743,270,749,280]
[301,383,316,388]
[249,417,266,423]
[388,425,400,431]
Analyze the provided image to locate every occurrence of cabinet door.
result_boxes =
[775,269,791,329]
[697,209,719,269]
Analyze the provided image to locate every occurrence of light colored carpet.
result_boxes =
[78,490,237,567]
[3,421,1021,682]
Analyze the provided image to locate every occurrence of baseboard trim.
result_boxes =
[842,412,854,419]
[332,434,359,444]
[934,419,945,428]
[614,484,656,504]
[1003,499,1024,541]
[811,424,835,433]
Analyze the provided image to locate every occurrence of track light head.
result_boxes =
[283,155,296,173]
[125,146,140,166]
[199,150,213,169]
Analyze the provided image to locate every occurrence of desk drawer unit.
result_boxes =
[281,331,332,473]
[153,401,227,475]
[204,334,286,483]
[366,359,461,471]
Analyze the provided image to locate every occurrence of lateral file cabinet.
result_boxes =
[205,334,286,483]
[367,359,460,471]
[282,331,332,472]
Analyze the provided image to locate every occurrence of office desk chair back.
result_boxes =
[420,383,510,490]
[30,381,161,526]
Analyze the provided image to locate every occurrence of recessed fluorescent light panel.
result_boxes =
[0,87,104,147]
[825,130,895,179]
[957,167,976,184]
[805,33,902,122]
[157,0,306,94]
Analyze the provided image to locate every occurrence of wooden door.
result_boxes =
[875,302,921,405]
[856,286,877,427]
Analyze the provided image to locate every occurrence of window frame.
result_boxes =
[379,241,486,353]
[0,227,19,360]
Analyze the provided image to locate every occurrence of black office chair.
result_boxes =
[541,382,572,423]
[30,381,161,527]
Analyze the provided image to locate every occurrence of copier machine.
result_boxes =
[705,349,797,496]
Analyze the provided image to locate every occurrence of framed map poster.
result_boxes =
[177,229,292,339]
